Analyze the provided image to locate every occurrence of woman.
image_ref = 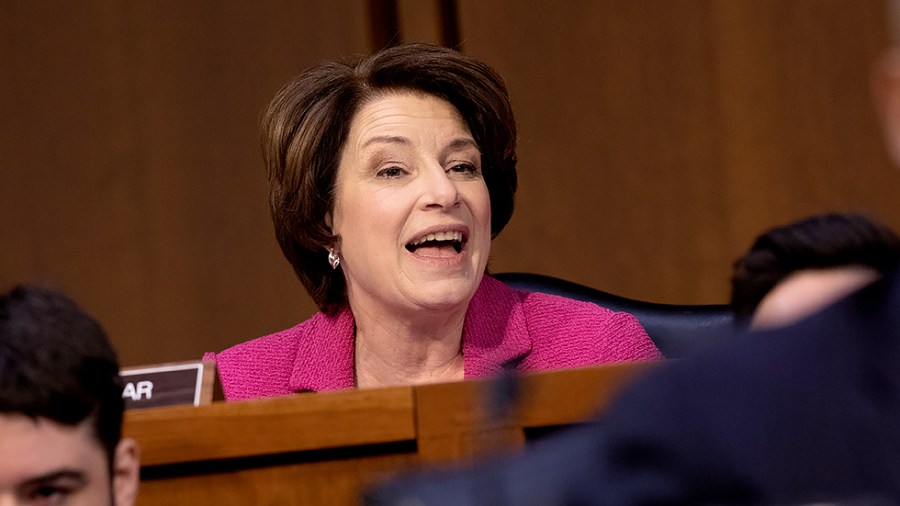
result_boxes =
[205,43,661,400]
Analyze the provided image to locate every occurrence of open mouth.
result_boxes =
[405,231,466,256]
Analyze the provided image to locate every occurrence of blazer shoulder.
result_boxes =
[520,291,663,366]
[207,316,323,400]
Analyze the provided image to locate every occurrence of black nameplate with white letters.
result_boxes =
[121,362,208,410]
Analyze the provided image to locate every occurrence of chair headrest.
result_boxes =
[493,272,735,358]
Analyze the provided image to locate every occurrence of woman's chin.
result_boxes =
[403,276,481,312]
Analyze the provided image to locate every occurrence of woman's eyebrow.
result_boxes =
[442,138,480,157]
[445,138,479,150]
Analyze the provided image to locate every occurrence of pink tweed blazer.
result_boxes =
[205,275,662,400]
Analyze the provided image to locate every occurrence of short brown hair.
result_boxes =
[260,43,518,314]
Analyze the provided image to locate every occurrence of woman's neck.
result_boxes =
[352,303,467,389]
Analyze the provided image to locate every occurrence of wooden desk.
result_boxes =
[125,361,655,505]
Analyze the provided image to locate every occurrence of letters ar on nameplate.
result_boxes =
[121,360,220,410]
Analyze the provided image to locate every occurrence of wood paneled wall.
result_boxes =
[461,0,900,304]
[0,1,370,364]
[2,1,897,365]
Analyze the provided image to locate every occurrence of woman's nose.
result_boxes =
[420,166,461,209]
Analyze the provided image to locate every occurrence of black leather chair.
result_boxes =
[493,272,734,358]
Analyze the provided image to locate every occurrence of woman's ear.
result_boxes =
[324,212,333,233]
[112,437,140,506]
[872,49,900,167]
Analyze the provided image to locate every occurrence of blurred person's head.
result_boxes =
[260,43,517,315]
[874,0,900,167]
[731,213,900,329]
[0,285,139,505]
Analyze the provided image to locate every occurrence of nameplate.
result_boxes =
[121,360,219,410]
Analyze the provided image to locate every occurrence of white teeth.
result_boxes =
[411,231,463,246]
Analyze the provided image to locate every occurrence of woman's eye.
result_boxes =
[376,166,405,178]
[448,163,478,176]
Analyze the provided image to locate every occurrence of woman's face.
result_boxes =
[329,92,492,317]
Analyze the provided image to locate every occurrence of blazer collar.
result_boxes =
[287,275,532,391]
[463,275,533,377]
[288,307,356,392]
